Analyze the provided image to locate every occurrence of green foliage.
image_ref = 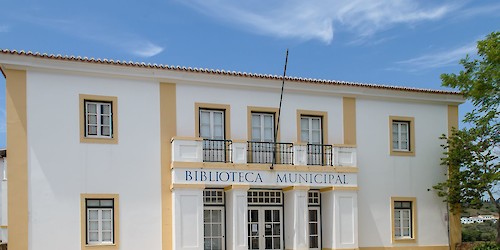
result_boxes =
[433,31,500,244]
[473,242,500,250]
[463,221,498,242]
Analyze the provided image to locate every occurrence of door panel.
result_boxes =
[248,207,282,250]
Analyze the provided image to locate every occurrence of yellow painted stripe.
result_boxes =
[6,69,28,250]
[161,82,176,250]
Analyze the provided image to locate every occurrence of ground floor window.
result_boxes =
[308,190,321,250]
[85,199,115,245]
[204,189,225,250]
[391,197,416,242]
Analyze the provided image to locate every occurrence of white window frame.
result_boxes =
[86,199,114,245]
[308,207,321,250]
[85,101,113,138]
[301,116,322,144]
[200,109,225,140]
[251,113,275,142]
[204,207,225,250]
[394,201,412,239]
[392,121,409,151]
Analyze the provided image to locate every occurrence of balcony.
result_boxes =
[171,137,357,167]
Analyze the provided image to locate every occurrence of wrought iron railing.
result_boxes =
[307,144,333,166]
[247,141,294,164]
[203,139,232,163]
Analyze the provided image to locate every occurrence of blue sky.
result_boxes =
[0,0,499,148]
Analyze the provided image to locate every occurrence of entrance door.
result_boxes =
[248,208,283,250]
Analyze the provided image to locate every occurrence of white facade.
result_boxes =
[0,50,464,250]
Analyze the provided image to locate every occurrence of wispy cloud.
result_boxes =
[128,42,164,57]
[395,43,477,71]
[180,0,459,44]
[458,2,500,18]
[20,16,164,58]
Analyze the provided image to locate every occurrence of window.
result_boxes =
[81,194,119,250]
[80,94,118,144]
[308,191,321,250]
[196,104,231,162]
[252,113,275,142]
[301,116,322,144]
[389,116,415,156]
[200,109,225,140]
[203,189,225,250]
[298,111,330,166]
[391,197,416,243]
[392,121,409,151]
[86,101,112,138]
[86,199,114,244]
[195,103,231,139]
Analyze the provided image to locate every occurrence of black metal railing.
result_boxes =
[307,144,333,166]
[247,141,294,164]
[203,139,232,163]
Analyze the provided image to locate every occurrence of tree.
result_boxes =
[433,31,500,244]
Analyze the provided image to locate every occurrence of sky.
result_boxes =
[0,0,499,148]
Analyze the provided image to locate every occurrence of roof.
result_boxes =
[0,49,462,95]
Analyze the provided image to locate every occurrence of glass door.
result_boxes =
[248,207,282,250]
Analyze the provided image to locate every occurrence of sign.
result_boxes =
[172,168,357,188]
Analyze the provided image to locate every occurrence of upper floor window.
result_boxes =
[251,112,275,142]
[301,116,322,144]
[85,101,112,138]
[389,116,415,156]
[80,94,118,144]
[200,109,225,140]
[392,121,409,151]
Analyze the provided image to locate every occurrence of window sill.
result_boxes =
[81,137,118,144]
[390,150,415,157]
[392,237,416,243]
[83,243,118,250]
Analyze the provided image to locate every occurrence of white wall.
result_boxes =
[356,97,449,247]
[176,83,344,144]
[26,71,162,250]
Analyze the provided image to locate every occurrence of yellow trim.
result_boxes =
[170,184,205,190]
[389,116,415,156]
[195,103,231,139]
[80,194,120,250]
[6,69,28,250]
[247,106,280,141]
[343,97,357,145]
[447,105,462,247]
[282,186,310,192]
[358,247,448,250]
[79,94,118,144]
[171,161,351,173]
[391,197,417,243]
[333,167,359,173]
[332,144,357,148]
[160,82,176,250]
[296,109,329,144]
[319,186,359,192]
[0,225,7,229]
[224,184,251,191]
[171,136,203,142]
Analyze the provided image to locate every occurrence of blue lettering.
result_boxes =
[185,170,193,181]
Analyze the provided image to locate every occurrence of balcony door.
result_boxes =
[250,113,275,163]
[200,109,226,162]
[301,116,325,165]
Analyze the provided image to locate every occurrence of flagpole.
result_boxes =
[271,49,289,169]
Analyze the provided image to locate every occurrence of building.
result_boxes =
[0,49,464,250]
